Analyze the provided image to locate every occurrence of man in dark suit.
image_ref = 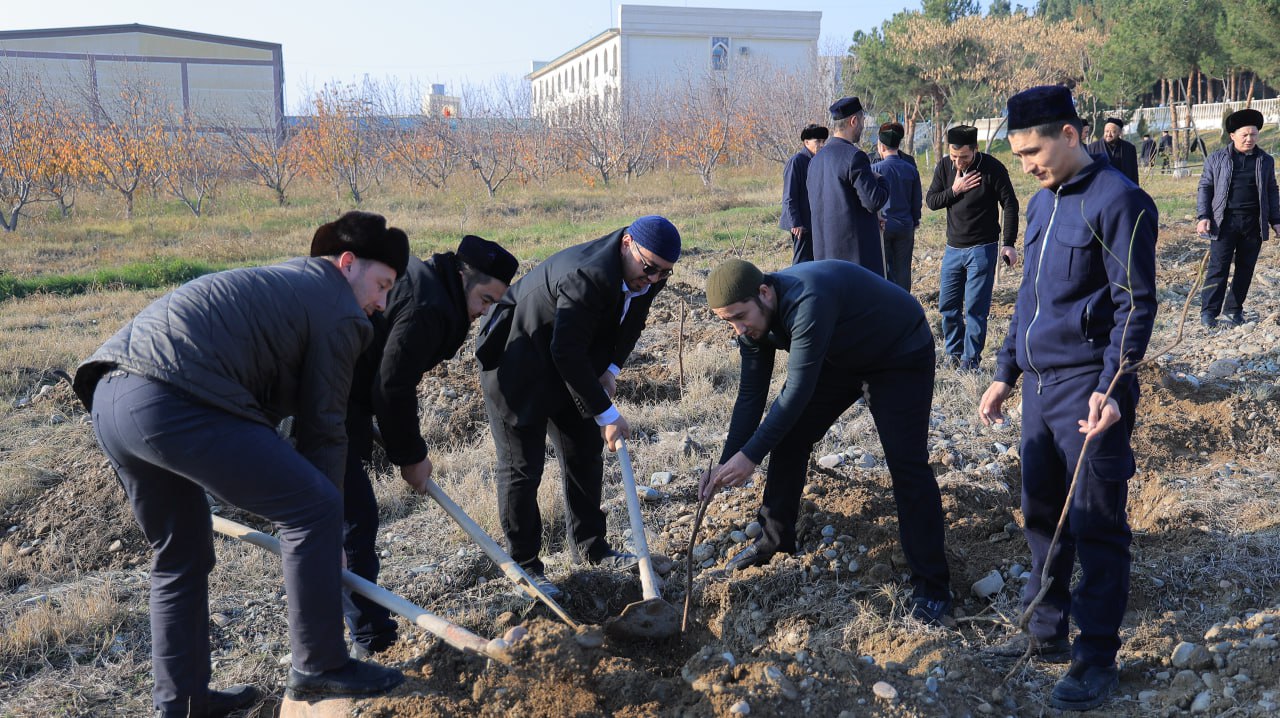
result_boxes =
[1140,134,1156,167]
[779,123,828,264]
[807,96,889,274]
[1087,117,1140,186]
[476,216,681,596]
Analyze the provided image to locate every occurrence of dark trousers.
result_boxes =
[791,229,814,265]
[1201,213,1263,319]
[1020,370,1137,667]
[90,371,347,717]
[882,225,916,292]
[484,390,610,573]
[340,413,397,651]
[755,345,951,600]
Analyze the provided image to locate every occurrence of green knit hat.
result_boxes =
[706,259,765,309]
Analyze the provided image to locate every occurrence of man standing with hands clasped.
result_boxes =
[779,123,828,264]
[1195,108,1280,328]
[979,85,1158,712]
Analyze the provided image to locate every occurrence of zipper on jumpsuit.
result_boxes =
[1024,189,1061,394]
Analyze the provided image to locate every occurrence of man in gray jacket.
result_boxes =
[73,211,409,716]
[1196,108,1280,327]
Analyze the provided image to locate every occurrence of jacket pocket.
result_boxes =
[1051,218,1097,281]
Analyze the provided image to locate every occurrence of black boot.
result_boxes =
[286,658,404,698]
[1049,660,1119,711]
[208,684,261,716]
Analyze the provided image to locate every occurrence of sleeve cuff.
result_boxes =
[594,404,621,426]
[607,363,621,377]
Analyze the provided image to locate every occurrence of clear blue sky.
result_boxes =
[3,1,995,111]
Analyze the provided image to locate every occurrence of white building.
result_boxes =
[528,4,822,120]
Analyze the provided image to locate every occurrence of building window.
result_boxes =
[711,37,729,71]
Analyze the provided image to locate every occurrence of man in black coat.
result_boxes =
[1087,117,1140,186]
[331,234,518,657]
[779,123,828,264]
[476,216,681,595]
[73,211,409,716]
[1140,134,1156,167]
[807,96,889,274]
[1196,108,1280,327]
[699,259,952,624]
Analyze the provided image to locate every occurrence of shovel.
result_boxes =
[211,515,513,663]
[420,477,580,629]
[603,439,680,640]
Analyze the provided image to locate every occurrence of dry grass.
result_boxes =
[0,580,130,676]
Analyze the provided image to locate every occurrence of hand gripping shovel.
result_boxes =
[604,439,680,640]
[420,477,579,629]
[211,515,513,663]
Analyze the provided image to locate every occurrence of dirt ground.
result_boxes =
[5,216,1280,716]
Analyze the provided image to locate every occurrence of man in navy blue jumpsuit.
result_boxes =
[979,86,1158,712]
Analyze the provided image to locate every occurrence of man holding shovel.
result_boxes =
[699,258,953,624]
[328,234,517,658]
[477,216,681,598]
[73,211,408,717]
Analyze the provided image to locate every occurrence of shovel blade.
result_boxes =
[604,598,681,640]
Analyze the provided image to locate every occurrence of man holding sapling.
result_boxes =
[979,85,1158,712]
[327,233,517,659]
[699,258,953,625]
[476,216,681,598]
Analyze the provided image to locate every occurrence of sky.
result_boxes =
[2,1,985,111]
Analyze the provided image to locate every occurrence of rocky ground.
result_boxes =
[4,216,1280,716]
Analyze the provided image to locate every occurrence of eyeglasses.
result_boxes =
[629,242,674,279]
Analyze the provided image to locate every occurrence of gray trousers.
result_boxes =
[91,370,347,717]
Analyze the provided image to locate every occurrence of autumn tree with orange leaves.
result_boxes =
[0,68,64,231]
[295,81,386,204]
[222,105,303,206]
[76,73,168,219]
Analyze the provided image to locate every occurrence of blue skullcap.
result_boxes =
[1007,85,1079,131]
[627,215,681,263]
[829,97,863,121]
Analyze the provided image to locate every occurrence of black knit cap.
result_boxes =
[829,96,863,121]
[1226,109,1264,134]
[1007,85,1080,132]
[456,234,518,285]
[1104,117,1125,128]
[800,124,829,141]
[946,125,978,147]
[310,211,409,277]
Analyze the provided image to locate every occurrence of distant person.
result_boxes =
[871,121,922,291]
[1196,108,1280,327]
[73,211,410,715]
[1087,117,1140,185]
[1188,134,1208,160]
[331,234,517,659]
[779,124,828,264]
[807,96,890,274]
[476,216,681,598]
[981,85,1158,713]
[1158,130,1174,169]
[925,125,1019,373]
[700,258,953,624]
[1140,134,1156,167]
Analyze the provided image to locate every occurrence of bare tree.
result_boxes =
[374,80,463,191]
[156,113,229,217]
[221,103,303,206]
[458,77,526,198]
[296,80,386,204]
[736,55,833,165]
[655,70,740,188]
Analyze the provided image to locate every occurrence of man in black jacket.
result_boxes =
[1086,118,1140,186]
[73,211,409,716]
[1140,134,1155,167]
[331,234,518,657]
[700,258,953,624]
[925,125,1020,372]
[779,123,827,264]
[807,96,889,273]
[1196,108,1280,327]
[476,216,681,595]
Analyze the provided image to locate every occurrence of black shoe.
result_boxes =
[1228,311,1245,326]
[1201,314,1218,328]
[909,595,953,625]
[724,543,775,572]
[286,658,404,698]
[1050,660,1119,711]
[986,633,1072,662]
[590,549,640,573]
[208,684,261,716]
[524,567,563,600]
